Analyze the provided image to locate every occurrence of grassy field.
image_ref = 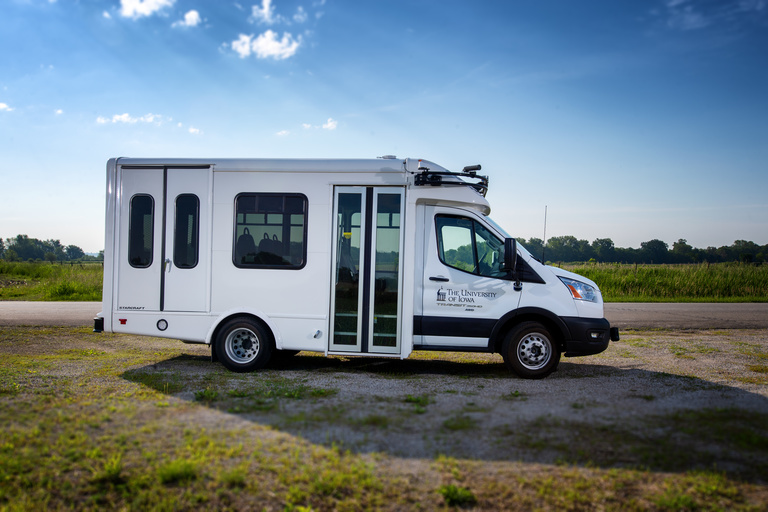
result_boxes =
[0,261,102,301]
[1,326,768,510]
[563,262,768,302]
[1,261,767,302]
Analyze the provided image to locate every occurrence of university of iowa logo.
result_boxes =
[437,287,447,302]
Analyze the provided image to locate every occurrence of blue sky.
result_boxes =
[1,0,767,253]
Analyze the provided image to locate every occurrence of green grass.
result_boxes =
[566,262,768,302]
[91,452,125,486]
[501,390,527,401]
[438,484,478,507]
[124,369,186,394]
[194,388,219,402]
[0,261,102,301]
[442,414,477,431]
[157,458,199,485]
[2,260,767,302]
[404,393,431,413]
[353,414,390,428]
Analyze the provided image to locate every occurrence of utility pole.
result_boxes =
[542,205,547,261]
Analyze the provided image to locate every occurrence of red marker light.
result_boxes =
[119,319,127,325]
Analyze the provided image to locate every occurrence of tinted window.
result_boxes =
[128,194,154,268]
[173,194,199,269]
[436,215,506,278]
[234,194,307,268]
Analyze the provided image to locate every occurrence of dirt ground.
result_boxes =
[5,326,767,478]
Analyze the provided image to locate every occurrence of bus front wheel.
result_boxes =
[215,317,273,373]
[502,321,560,379]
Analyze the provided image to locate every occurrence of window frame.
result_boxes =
[173,193,200,269]
[128,194,155,269]
[232,192,308,270]
[435,214,508,279]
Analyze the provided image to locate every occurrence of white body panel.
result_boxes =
[163,168,211,312]
[116,168,163,312]
[418,206,522,347]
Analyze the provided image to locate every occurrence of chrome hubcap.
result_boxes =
[517,332,551,370]
[225,328,260,364]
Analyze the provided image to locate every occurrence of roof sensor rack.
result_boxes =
[414,162,489,196]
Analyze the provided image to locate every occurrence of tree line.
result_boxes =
[0,235,103,263]
[516,236,766,264]
[2,233,766,265]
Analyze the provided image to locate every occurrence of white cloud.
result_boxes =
[172,10,201,28]
[253,30,301,59]
[120,0,175,20]
[232,30,301,60]
[662,0,768,31]
[302,118,338,130]
[322,118,337,130]
[232,34,253,58]
[667,5,710,30]
[103,11,112,19]
[251,0,278,24]
[188,126,201,134]
[293,6,308,23]
[0,103,13,112]
[276,130,290,136]
[96,113,169,125]
[55,109,63,115]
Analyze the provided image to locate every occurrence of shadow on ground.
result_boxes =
[122,350,768,484]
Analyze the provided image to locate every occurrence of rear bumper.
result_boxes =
[93,315,104,333]
[561,316,619,357]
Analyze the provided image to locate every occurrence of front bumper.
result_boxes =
[561,316,619,357]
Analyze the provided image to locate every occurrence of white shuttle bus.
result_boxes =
[95,156,618,379]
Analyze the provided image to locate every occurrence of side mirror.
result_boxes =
[503,238,515,272]
[504,238,523,292]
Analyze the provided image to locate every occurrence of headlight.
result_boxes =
[559,277,599,303]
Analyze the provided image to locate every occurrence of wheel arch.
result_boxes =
[490,307,570,353]
[206,309,280,350]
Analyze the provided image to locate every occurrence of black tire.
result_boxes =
[214,317,273,373]
[502,321,560,379]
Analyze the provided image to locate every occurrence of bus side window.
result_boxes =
[128,194,154,268]
[173,194,200,269]
[233,193,308,269]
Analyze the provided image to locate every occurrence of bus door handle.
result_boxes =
[429,276,449,282]
[164,258,172,273]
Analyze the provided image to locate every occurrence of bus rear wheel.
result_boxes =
[215,317,272,372]
[502,321,560,379]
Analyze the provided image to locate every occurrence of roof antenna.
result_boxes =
[462,164,481,176]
